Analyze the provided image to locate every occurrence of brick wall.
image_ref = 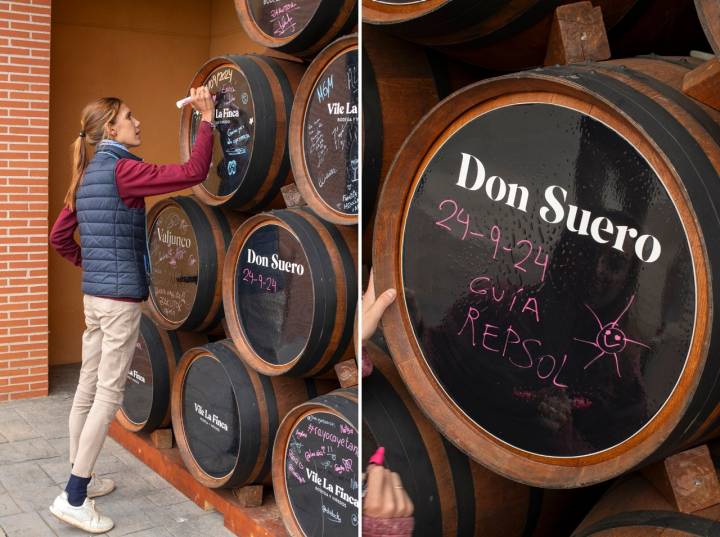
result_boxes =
[0,0,50,400]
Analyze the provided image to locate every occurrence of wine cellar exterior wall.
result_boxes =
[0,0,51,401]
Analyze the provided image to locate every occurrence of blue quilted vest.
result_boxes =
[76,142,148,299]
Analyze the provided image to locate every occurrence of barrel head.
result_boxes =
[301,45,359,218]
[235,223,314,366]
[283,410,359,535]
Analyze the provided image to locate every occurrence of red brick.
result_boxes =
[0,12,30,22]
[9,3,49,15]
[10,388,46,400]
[8,373,45,384]
[9,56,46,65]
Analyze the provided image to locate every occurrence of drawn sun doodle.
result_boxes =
[573,294,650,378]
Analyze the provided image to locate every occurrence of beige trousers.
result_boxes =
[68,294,142,478]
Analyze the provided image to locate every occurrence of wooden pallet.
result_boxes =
[108,421,289,537]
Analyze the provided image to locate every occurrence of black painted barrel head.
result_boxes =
[303,47,359,217]
[401,103,695,458]
[148,204,200,325]
[235,223,314,366]
[284,410,359,536]
[121,334,154,426]
[246,0,322,41]
[191,63,255,201]
[181,352,240,479]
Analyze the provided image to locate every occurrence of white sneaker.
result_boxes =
[49,492,114,534]
[87,472,115,498]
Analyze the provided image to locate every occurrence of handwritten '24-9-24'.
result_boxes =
[435,198,549,283]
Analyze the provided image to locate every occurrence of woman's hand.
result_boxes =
[362,270,397,342]
[364,464,414,519]
[191,86,215,123]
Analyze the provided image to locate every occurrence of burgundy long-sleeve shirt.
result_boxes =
[49,121,214,269]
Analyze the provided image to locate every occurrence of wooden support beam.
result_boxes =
[642,445,720,514]
[544,1,610,66]
[334,359,358,388]
[683,59,720,111]
[281,184,306,208]
[233,485,264,508]
[150,428,173,449]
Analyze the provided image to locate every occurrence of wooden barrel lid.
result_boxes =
[234,221,314,367]
[178,348,241,481]
[374,64,717,486]
[243,0,323,43]
[275,390,359,536]
[290,35,358,225]
[120,318,158,428]
[147,203,201,326]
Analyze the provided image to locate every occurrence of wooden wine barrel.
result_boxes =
[171,340,336,489]
[116,314,207,433]
[362,0,704,71]
[363,341,599,537]
[272,388,358,537]
[362,26,480,260]
[572,472,720,536]
[146,196,244,332]
[223,208,357,377]
[373,56,720,488]
[233,0,357,60]
[179,55,304,212]
[695,0,720,57]
[289,34,358,226]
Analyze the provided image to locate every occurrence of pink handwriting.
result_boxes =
[435,199,549,282]
[273,12,296,36]
[294,429,307,439]
[339,423,354,435]
[306,424,358,456]
[242,267,278,293]
[305,447,325,462]
[468,276,540,323]
[458,307,569,389]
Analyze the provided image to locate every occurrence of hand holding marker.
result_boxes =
[175,89,216,109]
[363,447,414,519]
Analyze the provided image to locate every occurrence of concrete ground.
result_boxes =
[0,364,235,537]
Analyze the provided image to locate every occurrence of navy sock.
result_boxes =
[65,474,91,507]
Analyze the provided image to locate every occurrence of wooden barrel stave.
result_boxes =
[272,388,358,537]
[373,57,720,488]
[695,0,720,57]
[171,339,336,489]
[179,55,304,212]
[146,196,243,332]
[233,0,357,59]
[289,34,359,226]
[223,208,357,377]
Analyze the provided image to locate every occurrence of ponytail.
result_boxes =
[64,97,122,211]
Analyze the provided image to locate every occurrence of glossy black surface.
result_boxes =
[285,411,359,535]
[236,224,313,364]
[402,104,695,457]
[193,65,255,198]
[122,335,153,424]
[248,0,319,39]
[182,355,239,477]
[303,49,359,216]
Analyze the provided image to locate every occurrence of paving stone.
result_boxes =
[8,483,62,513]
[122,527,173,537]
[44,437,69,460]
[145,488,188,507]
[0,462,55,490]
[31,417,70,440]
[0,511,55,537]
[140,500,207,527]
[166,512,235,537]
[0,494,21,518]
[96,497,155,537]
[0,417,39,443]
[0,438,58,464]
[39,457,72,485]
[100,472,157,500]
[93,454,130,477]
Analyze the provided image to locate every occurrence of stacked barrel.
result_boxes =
[115,2,359,536]
[365,1,720,536]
